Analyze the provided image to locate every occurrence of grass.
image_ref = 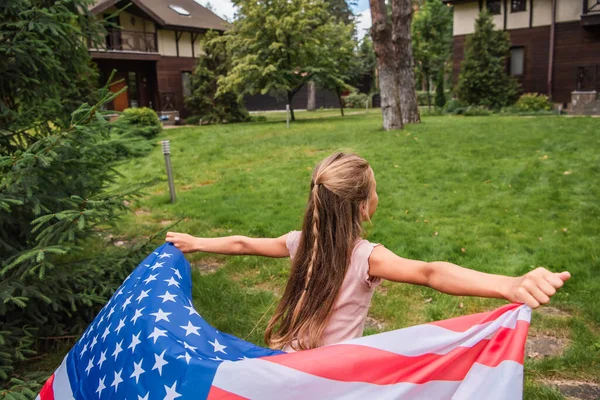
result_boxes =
[99,110,600,397]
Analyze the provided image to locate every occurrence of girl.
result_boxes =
[166,152,570,352]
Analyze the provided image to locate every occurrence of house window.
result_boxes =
[511,0,526,12]
[510,47,525,76]
[486,0,501,15]
[127,72,139,107]
[181,71,192,98]
[169,5,190,16]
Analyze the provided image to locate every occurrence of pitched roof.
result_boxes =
[90,0,229,32]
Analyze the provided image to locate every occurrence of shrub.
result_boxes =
[443,98,466,114]
[114,107,162,140]
[435,70,447,108]
[185,115,203,125]
[456,11,520,109]
[462,105,493,116]
[417,90,450,106]
[343,92,370,109]
[514,93,552,112]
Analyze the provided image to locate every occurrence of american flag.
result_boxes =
[39,243,531,399]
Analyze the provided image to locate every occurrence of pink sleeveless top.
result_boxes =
[283,230,382,352]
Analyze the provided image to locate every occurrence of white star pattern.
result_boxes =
[180,321,201,336]
[121,295,133,311]
[97,350,107,369]
[148,327,168,344]
[112,340,123,361]
[85,356,95,376]
[171,268,182,280]
[110,368,124,392]
[180,341,197,353]
[101,324,111,342]
[164,276,181,288]
[89,334,99,351]
[131,307,145,324]
[79,343,88,358]
[107,305,116,319]
[150,262,164,271]
[209,338,227,354]
[150,309,172,323]
[158,291,177,303]
[152,349,169,376]
[138,394,149,400]
[184,301,199,316]
[158,253,172,259]
[136,289,151,303]
[96,376,106,397]
[115,318,126,335]
[177,352,192,364]
[143,274,158,285]
[130,359,145,384]
[128,331,142,353]
[164,381,183,400]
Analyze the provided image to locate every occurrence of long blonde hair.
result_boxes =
[264,152,375,350]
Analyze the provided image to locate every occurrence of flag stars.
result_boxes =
[158,291,177,303]
[180,321,201,337]
[112,340,123,361]
[150,262,164,271]
[101,324,111,342]
[152,349,169,376]
[110,368,124,392]
[158,253,172,259]
[128,331,142,353]
[184,301,199,317]
[171,268,182,280]
[180,341,197,353]
[79,343,88,358]
[96,375,106,397]
[164,276,181,288]
[138,394,149,400]
[150,309,172,323]
[130,359,145,384]
[115,318,126,335]
[131,307,145,324]
[90,334,99,351]
[85,356,95,376]
[97,350,107,369]
[148,327,168,344]
[121,294,133,311]
[164,381,183,400]
[177,352,192,364]
[209,338,227,354]
[143,274,158,285]
[136,288,151,303]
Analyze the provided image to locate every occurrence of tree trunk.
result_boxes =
[336,87,344,116]
[392,0,421,124]
[307,81,317,111]
[369,0,403,130]
[287,91,296,121]
[426,72,431,109]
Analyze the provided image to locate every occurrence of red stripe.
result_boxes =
[207,386,249,400]
[38,374,55,400]
[263,320,528,385]
[429,303,521,332]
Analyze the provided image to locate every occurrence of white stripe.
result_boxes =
[53,355,75,400]
[340,305,531,356]
[212,358,523,399]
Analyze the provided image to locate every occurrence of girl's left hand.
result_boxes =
[504,267,571,308]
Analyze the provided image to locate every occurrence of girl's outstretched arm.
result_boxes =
[165,232,290,258]
[368,246,570,309]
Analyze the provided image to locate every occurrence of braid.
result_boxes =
[290,183,321,324]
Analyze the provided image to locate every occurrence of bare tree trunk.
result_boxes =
[369,0,403,130]
[287,91,296,121]
[307,81,317,111]
[335,87,344,116]
[392,0,421,124]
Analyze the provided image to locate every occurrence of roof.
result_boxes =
[90,0,229,32]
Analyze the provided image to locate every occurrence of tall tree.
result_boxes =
[412,0,453,108]
[369,0,421,130]
[221,0,352,121]
[456,11,519,108]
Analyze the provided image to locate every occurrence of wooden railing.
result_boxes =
[583,0,600,14]
[576,65,600,91]
[101,30,158,53]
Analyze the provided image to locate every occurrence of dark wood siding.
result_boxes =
[244,85,341,112]
[156,56,196,117]
[451,22,600,105]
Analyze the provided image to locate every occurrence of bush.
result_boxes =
[185,115,203,125]
[114,107,162,140]
[343,92,370,109]
[514,93,552,112]
[443,98,466,114]
[462,105,493,116]
[417,90,450,106]
[435,70,447,108]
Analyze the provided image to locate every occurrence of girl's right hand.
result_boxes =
[165,232,199,253]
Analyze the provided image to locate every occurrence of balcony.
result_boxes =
[581,0,600,27]
[92,30,158,53]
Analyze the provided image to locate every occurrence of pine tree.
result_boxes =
[185,31,249,124]
[456,11,520,109]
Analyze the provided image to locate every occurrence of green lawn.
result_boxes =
[113,110,599,398]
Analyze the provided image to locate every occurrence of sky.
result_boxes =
[196,0,373,40]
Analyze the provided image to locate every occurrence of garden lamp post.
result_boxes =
[161,140,176,203]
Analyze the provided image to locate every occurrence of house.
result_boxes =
[445,0,600,111]
[88,0,228,119]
